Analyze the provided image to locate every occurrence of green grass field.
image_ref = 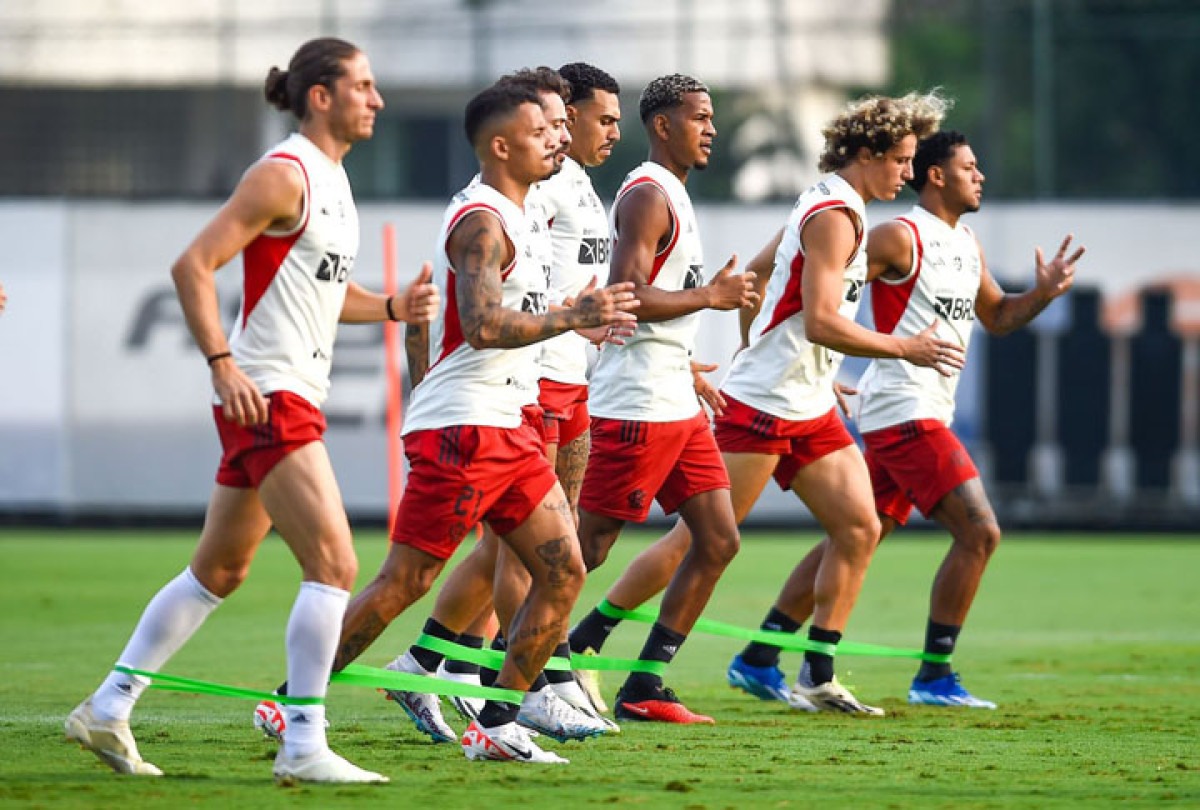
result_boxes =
[1,528,1197,808]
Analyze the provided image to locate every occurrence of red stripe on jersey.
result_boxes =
[871,216,924,335]
[616,177,679,285]
[444,203,517,279]
[758,200,856,336]
[431,270,464,370]
[242,153,309,327]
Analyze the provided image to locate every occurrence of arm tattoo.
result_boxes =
[453,216,581,348]
[404,322,429,387]
[991,293,1052,335]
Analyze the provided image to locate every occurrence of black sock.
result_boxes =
[916,620,959,682]
[476,699,520,728]
[543,641,575,685]
[410,617,456,673]
[622,622,686,696]
[804,625,841,685]
[443,633,485,676]
[740,607,802,667]
[479,634,506,687]
[569,603,623,654]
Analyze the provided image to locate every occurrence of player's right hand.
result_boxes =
[902,323,965,377]
[212,358,270,426]
[572,278,639,330]
[705,255,759,311]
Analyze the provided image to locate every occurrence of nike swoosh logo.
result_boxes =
[507,745,533,760]
[623,704,651,715]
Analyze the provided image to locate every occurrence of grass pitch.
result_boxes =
[1,528,1197,808]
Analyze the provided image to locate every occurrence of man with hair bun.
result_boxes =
[570,90,961,717]
[66,38,439,783]
[573,73,760,724]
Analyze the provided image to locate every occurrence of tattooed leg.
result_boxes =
[927,478,1002,626]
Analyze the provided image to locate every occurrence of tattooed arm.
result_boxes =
[448,210,636,349]
[975,234,1084,336]
[405,322,429,387]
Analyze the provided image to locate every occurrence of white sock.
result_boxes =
[282,581,349,759]
[93,567,222,723]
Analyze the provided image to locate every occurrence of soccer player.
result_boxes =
[370,66,616,746]
[729,130,1084,709]
[277,78,636,765]
[575,74,760,724]
[65,38,439,783]
[571,92,957,716]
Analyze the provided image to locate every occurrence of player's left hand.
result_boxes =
[396,262,440,323]
[833,381,857,418]
[1035,234,1085,300]
[691,360,726,417]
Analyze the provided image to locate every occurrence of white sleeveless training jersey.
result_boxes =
[587,161,705,422]
[721,173,868,421]
[856,205,983,432]
[536,156,610,385]
[402,181,547,434]
[224,132,359,408]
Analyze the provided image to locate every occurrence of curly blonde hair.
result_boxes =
[818,90,951,172]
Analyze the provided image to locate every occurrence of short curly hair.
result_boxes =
[910,130,969,192]
[558,62,620,105]
[639,73,709,124]
[818,90,951,173]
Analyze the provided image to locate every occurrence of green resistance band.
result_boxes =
[115,662,525,706]
[594,601,952,664]
[414,634,668,676]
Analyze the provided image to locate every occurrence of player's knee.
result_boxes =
[197,561,251,597]
[695,528,740,568]
[580,531,617,571]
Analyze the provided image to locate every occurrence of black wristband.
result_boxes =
[206,351,232,367]
[385,295,398,322]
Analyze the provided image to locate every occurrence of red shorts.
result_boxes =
[390,406,558,560]
[539,379,590,447]
[713,396,856,489]
[214,390,325,489]
[863,419,979,525]
[579,411,730,522]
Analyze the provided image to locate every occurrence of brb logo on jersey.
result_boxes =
[684,264,703,290]
[935,296,976,321]
[577,237,610,266]
[521,291,548,315]
[844,279,864,303]
[315,252,353,283]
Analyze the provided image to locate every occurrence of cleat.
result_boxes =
[437,662,485,721]
[518,686,610,741]
[254,699,287,742]
[908,673,997,709]
[726,654,793,703]
[792,662,884,716]
[613,684,715,725]
[461,719,568,763]
[65,698,163,776]
[273,747,388,784]
[383,652,456,743]
[572,647,608,713]
[549,679,619,733]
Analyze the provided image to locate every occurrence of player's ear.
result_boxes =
[652,111,671,142]
[490,133,509,162]
[929,164,945,188]
[307,83,332,116]
[566,104,579,128]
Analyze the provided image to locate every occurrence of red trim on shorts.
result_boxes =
[214,391,326,489]
[863,419,979,525]
[713,396,855,489]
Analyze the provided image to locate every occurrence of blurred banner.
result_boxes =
[1,200,1197,527]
